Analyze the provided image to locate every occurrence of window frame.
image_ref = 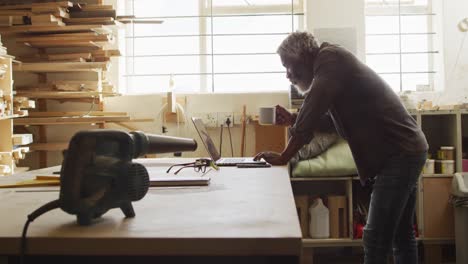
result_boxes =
[364,0,438,92]
[122,0,304,94]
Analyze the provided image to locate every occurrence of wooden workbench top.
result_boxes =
[0,159,301,257]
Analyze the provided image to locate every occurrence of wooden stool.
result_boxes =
[294,195,309,238]
[328,195,348,238]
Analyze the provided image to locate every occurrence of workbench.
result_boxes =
[0,158,302,264]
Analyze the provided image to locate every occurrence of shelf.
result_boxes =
[0,25,112,35]
[422,173,455,178]
[28,111,128,118]
[14,115,131,125]
[301,237,454,248]
[290,176,355,182]
[28,142,68,151]
[302,238,359,248]
[13,62,109,72]
[15,91,119,99]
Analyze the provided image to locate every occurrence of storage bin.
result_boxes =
[441,160,455,174]
[452,173,468,264]
[422,159,435,174]
[438,146,455,160]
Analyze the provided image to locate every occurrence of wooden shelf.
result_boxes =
[0,25,112,35]
[302,238,359,248]
[28,111,128,117]
[13,62,109,72]
[301,237,454,248]
[422,173,455,178]
[28,142,68,151]
[290,176,355,182]
[14,115,131,125]
[15,91,119,99]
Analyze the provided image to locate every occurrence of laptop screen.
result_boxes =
[191,117,221,161]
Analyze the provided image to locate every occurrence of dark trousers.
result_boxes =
[363,152,427,264]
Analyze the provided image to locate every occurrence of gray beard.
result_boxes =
[293,82,312,95]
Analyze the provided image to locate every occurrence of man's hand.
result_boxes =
[275,105,295,126]
[253,151,288,165]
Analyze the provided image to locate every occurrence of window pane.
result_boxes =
[213,15,294,34]
[213,34,287,54]
[366,54,400,73]
[214,54,283,73]
[133,56,211,75]
[213,0,296,6]
[127,17,209,37]
[133,0,199,17]
[365,16,399,34]
[401,15,429,33]
[214,73,289,92]
[366,35,400,53]
[128,36,211,56]
[402,73,430,91]
[401,34,432,52]
[402,54,429,72]
[126,75,208,94]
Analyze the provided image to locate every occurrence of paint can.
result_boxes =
[438,146,455,160]
[440,160,455,174]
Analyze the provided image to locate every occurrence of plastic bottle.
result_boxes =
[309,198,330,238]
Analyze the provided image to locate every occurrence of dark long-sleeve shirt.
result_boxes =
[289,42,428,185]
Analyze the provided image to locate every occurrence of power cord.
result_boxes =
[20,199,60,264]
[219,124,223,156]
[226,118,234,157]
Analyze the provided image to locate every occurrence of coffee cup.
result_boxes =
[259,107,276,125]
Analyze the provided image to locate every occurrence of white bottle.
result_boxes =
[309,198,330,239]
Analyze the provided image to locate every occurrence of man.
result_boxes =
[254,31,428,263]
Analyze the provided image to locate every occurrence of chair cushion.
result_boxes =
[291,138,357,177]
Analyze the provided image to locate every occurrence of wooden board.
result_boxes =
[14,115,130,125]
[13,61,109,72]
[27,142,68,151]
[294,195,309,238]
[23,40,108,48]
[32,6,69,18]
[0,24,111,34]
[254,122,287,153]
[16,34,109,43]
[328,196,348,238]
[53,80,100,91]
[69,9,116,18]
[64,17,115,25]
[0,160,301,257]
[28,111,127,117]
[15,91,117,99]
[422,177,455,238]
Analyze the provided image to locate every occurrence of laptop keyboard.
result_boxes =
[220,158,247,163]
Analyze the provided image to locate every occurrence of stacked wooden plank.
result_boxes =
[0,1,153,168]
[0,36,33,176]
[1,1,120,96]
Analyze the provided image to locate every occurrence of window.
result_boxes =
[365,0,439,92]
[121,0,304,94]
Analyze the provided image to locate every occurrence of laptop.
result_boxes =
[191,117,267,166]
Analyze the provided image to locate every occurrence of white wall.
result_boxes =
[305,0,365,60]
[439,0,468,103]
[104,92,289,159]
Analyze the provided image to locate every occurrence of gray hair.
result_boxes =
[277,31,319,61]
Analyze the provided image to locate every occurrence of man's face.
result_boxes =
[281,55,313,93]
